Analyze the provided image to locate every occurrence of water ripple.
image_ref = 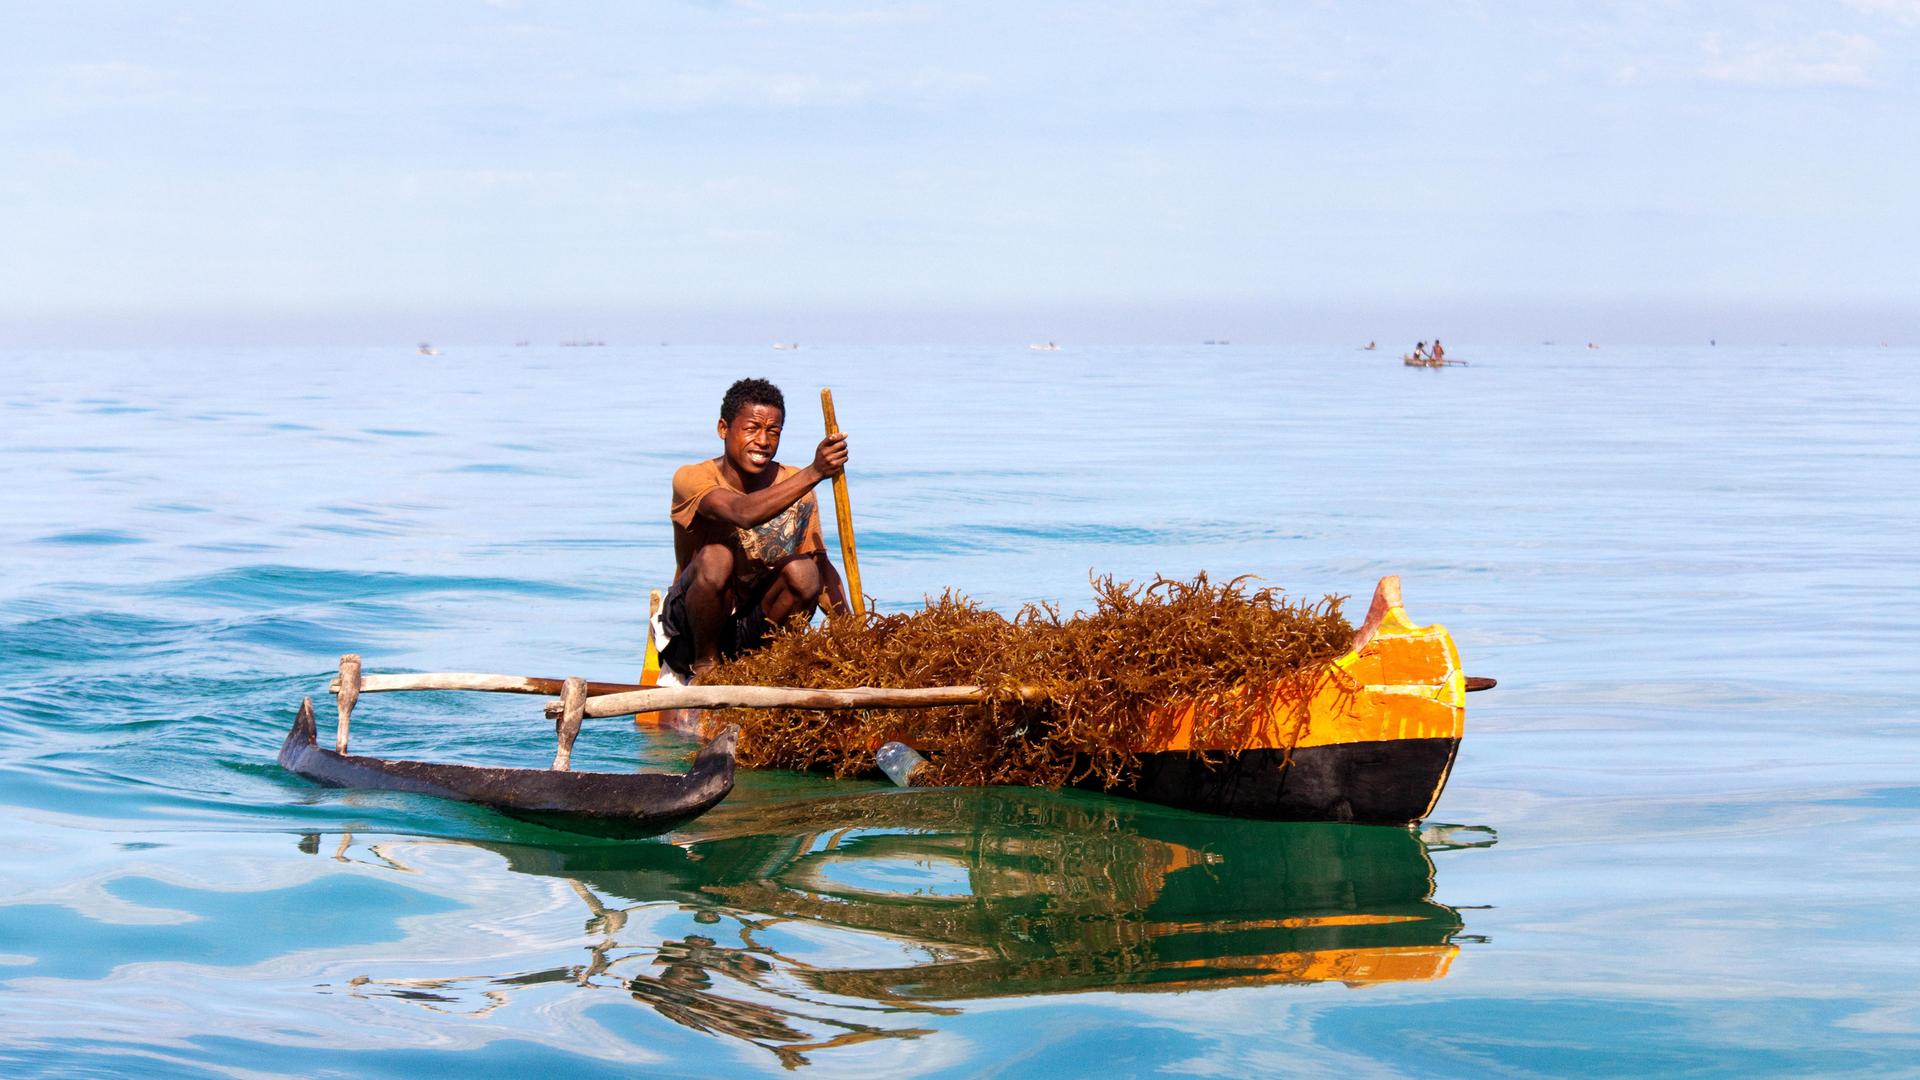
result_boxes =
[33,529,147,546]
[149,565,588,608]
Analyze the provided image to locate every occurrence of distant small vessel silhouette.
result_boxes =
[417,343,441,356]
[772,342,799,350]
[1028,342,1061,351]
[1364,341,1377,351]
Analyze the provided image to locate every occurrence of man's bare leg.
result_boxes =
[680,544,736,681]
[760,554,829,628]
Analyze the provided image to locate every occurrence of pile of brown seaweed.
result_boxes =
[704,573,1354,789]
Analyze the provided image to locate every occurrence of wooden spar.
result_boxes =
[550,673,1496,720]
[328,672,651,697]
[548,682,1047,721]
[336,654,361,753]
[552,677,586,770]
[820,387,865,618]
[327,658,1496,724]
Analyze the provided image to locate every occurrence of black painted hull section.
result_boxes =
[1113,737,1461,824]
[278,699,736,827]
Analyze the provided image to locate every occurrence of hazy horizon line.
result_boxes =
[2,297,1913,350]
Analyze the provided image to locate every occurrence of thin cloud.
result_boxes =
[1843,0,1920,25]
[610,67,874,109]
[1698,30,1880,87]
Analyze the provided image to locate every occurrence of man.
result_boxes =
[655,378,850,683]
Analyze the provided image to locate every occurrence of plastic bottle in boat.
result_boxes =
[875,742,926,787]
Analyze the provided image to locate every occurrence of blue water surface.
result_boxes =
[2,343,1917,1077]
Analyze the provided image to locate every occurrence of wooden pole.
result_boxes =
[550,681,1046,721]
[819,387,865,618]
[335,654,361,753]
[552,677,587,770]
[540,674,1494,719]
[330,672,651,697]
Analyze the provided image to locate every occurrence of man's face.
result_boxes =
[719,403,784,478]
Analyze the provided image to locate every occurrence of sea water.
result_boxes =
[1,343,1916,1077]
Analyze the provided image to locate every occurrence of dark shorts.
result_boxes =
[657,568,778,677]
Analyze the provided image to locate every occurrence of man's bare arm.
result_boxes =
[698,433,848,529]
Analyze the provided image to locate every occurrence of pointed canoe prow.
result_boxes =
[1350,574,1403,653]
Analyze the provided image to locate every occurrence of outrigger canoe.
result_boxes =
[291,576,1484,828]
[278,664,737,831]
[587,574,1488,826]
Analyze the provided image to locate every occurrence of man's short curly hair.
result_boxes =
[720,378,786,423]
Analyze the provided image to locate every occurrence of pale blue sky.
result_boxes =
[2,1,1914,344]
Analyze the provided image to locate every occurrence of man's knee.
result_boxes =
[780,555,824,602]
[687,544,734,592]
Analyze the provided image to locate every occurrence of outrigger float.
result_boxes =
[283,576,1487,828]
[278,660,737,830]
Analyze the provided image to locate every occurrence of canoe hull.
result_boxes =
[1117,737,1460,824]
[279,698,736,826]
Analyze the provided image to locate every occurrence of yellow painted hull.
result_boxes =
[1154,600,1463,753]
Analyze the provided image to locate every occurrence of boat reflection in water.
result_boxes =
[309,789,1488,1067]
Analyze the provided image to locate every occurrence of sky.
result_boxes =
[1,1,1915,345]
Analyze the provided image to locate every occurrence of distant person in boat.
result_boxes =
[1431,339,1445,361]
[656,378,850,683]
[1413,341,1428,360]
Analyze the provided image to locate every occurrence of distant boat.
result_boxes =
[1364,342,1378,351]
[417,343,441,356]
[1202,339,1231,346]
[772,342,799,350]
[1028,342,1061,351]
[1403,354,1466,368]
[1586,342,1600,350]
[560,340,606,347]
[513,340,530,347]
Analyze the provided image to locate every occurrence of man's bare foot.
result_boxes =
[689,659,716,685]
